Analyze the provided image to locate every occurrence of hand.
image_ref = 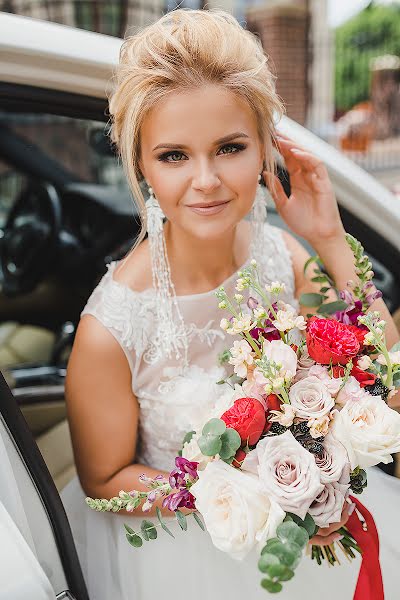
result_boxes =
[309,500,356,547]
[264,134,345,246]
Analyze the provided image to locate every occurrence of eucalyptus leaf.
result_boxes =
[202,418,226,436]
[303,255,319,275]
[181,430,196,447]
[219,428,241,459]
[287,513,317,538]
[156,507,175,539]
[141,520,157,541]
[320,286,331,293]
[390,341,400,353]
[317,300,348,315]
[175,510,187,531]
[261,579,282,593]
[267,564,294,582]
[126,533,143,548]
[198,434,222,456]
[193,512,205,531]
[311,276,329,283]
[258,552,280,573]
[299,292,324,307]
[124,524,135,535]
[277,521,309,549]
[267,540,302,568]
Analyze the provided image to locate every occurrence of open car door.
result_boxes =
[0,371,89,600]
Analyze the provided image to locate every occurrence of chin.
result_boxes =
[186,217,239,241]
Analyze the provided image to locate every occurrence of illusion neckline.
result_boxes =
[107,257,250,301]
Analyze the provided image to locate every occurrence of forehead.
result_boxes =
[140,85,259,148]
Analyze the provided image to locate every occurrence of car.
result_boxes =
[1,10,400,600]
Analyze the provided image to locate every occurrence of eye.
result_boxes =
[158,151,187,163]
[218,143,247,155]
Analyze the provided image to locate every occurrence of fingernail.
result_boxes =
[347,502,356,516]
[333,534,344,542]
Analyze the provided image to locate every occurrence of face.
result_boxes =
[139,84,265,241]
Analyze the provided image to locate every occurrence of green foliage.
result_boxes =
[175,510,187,531]
[299,292,324,307]
[219,428,241,459]
[140,520,157,541]
[193,511,205,531]
[335,4,400,110]
[156,507,175,539]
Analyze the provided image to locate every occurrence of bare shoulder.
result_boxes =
[112,237,153,293]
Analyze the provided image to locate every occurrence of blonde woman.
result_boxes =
[61,9,400,600]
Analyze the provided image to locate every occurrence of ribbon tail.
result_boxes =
[346,495,384,600]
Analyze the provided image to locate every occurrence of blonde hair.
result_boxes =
[108,8,285,252]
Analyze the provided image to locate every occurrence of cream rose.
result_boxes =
[307,364,343,397]
[314,433,350,485]
[289,375,334,419]
[190,460,285,560]
[242,431,323,520]
[331,397,400,469]
[335,376,369,407]
[309,481,349,528]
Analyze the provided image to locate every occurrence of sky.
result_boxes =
[328,0,400,28]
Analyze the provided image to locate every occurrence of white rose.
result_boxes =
[289,376,334,419]
[314,433,350,485]
[190,460,285,560]
[242,431,323,520]
[309,482,349,528]
[262,339,298,380]
[308,364,342,397]
[181,434,214,471]
[331,397,400,469]
[335,376,369,407]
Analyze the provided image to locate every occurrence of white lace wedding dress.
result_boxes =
[61,222,400,600]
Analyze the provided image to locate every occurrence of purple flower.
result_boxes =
[162,489,196,512]
[247,296,259,310]
[174,457,199,479]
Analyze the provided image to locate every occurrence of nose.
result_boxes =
[191,159,221,194]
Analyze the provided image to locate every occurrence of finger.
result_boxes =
[276,135,309,154]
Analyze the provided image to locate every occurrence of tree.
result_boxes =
[335,2,400,112]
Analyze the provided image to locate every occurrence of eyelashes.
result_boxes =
[157,143,247,163]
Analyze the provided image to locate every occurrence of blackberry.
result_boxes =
[292,421,310,437]
[269,423,287,435]
[306,441,324,455]
[365,379,389,402]
[350,468,367,494]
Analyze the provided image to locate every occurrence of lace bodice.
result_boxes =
[81,223,298,470]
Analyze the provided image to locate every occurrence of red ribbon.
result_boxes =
[346,495,384,600]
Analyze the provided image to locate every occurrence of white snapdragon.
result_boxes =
[265,281,286,295]
[357,355,373,370]
[377,351,400,366]
[273,307,307,332]
[253,306,267,319]
[228,340,254,378]
[269,404,296,427]
[220,318,230,331]
[307,415,331,439]
[226,314,255,335]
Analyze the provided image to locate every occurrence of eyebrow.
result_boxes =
[152,131,250,151]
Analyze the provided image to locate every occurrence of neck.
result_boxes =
[164,220,248,295]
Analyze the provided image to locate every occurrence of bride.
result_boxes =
[61,8,400,600]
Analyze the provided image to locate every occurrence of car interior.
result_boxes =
[1,82,400,501]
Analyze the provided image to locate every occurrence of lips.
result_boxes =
[186,200,231,216]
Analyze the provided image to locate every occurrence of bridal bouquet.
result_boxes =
[87,234,400,595]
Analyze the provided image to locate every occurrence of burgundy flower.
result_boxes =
[163,489,196,511]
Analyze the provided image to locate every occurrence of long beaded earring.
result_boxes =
[145,183,189,365]
[249,173,269,258]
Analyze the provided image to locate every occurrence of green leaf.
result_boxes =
[126,533,143,548]
[303,255,319,275]
[320,286,331,293]
[317,300,348,315]
[140,520,157,541]
[311,276,329,283]
[267,540,302,568]
[393,371,400,387]
[261,579,282,593]
[175,510,187,531]
[258,552,280,573]
[124,524,135,535]
[202,418,226,436]
[299,292,324,307]
[193,511,205,531]
[267,564,294,582]
[276,522,309,549]
[219,428,241,459]
[198,434,222,456]
[181,430,196,448]
[156,507,175,539]
[287,513,317,538]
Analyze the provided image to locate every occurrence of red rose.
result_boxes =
[266,394,281,412]
[232,448,247,469]
[345,324,368,347]
[306,317,360,365]
[351,365,377,388]
[221,397,266,446]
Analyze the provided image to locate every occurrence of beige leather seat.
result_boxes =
[36,419,76,492]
